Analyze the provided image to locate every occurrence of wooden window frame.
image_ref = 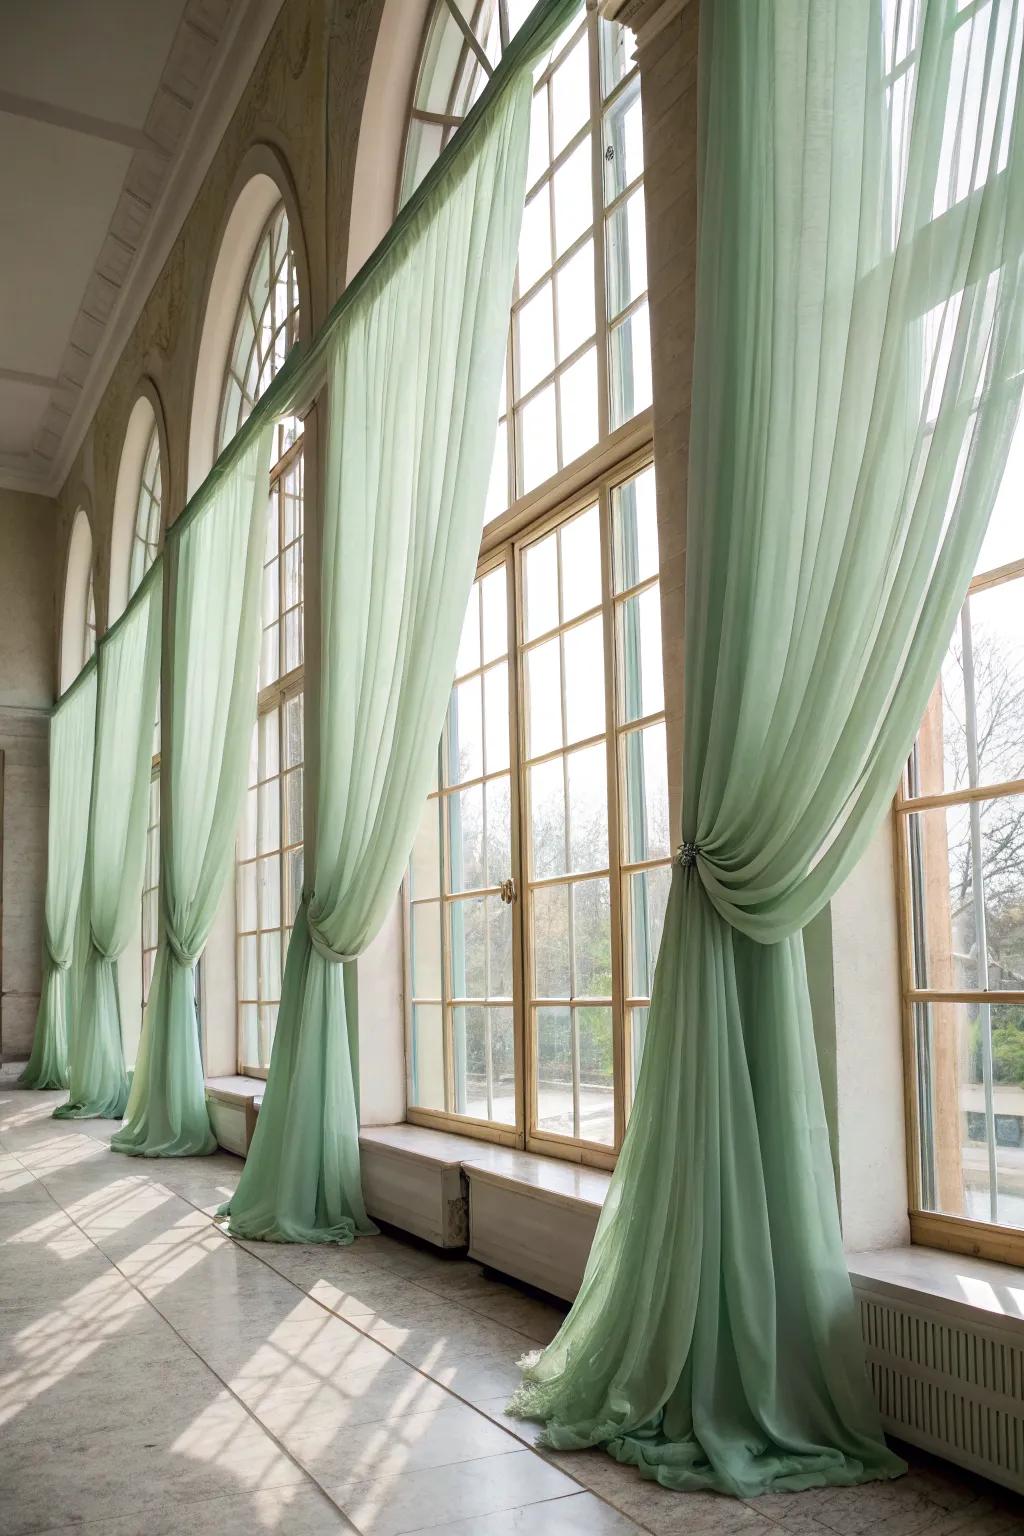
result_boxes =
[895,554,1024,1267]
[405,432,666,1169]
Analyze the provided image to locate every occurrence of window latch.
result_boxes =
[499,876,517,905]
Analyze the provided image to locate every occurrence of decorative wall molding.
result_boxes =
[598,0,690,52]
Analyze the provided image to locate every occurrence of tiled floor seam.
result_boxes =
[3,1135,364,1536]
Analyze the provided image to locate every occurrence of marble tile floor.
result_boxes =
[1,1075,1022,1536]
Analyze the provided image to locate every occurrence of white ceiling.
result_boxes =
[0,0,285,497]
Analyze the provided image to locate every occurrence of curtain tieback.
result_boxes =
[674,841,700,868]
[300,891,359,966]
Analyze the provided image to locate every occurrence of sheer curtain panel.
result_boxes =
[112,430,273,1157]
[222,0,580,1243]
[511,0,1024,1497]
[20,669,97,1091]
[55,572,161,1119]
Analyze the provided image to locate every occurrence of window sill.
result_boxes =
[205,1098,1024,1333]
[848,1243,1024,1336]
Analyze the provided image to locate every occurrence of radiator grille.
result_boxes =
[858,1293,1024,1493]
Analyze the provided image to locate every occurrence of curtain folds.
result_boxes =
[20,670,97,1091]
[221,25,551,1243]
[511,0,1024,1498]
[55,575,161,1120]
[112,430,272,1157]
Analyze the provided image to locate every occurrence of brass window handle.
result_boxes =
[499,876,517,905]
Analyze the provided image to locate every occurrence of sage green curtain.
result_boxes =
[222,1,575,1243]
[113,429,272,1157]
[55,573,161,1119]
[512,0,1024,1498]
[20,669,97,1091]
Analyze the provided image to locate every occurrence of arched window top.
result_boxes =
[110,387,168,622]
[61,506,95,691]
[217,203,300,455]
[129,421,162,598]
[401,2,650,524]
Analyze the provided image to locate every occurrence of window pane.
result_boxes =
[536,1006,573,1135]
[603,75,643,202]
[617,584,664,722]
[456,585,481,676]
[518,187,552,293]
[606,185,647,320]
[483,662,510,774]
[448,783,484,892]
[622,723,670,864]
[488,896,513,999]
[527,84,551,187]
[574,876,611,997]
[452,954,516,1122]
[612,465,659,591]
[412,900,443,999]
[520,383,558,491]
[559,505,601,622]
[579,1006,614,1144]
[558,347,599,466]
[533,884,570,997]
[567,743,609,874]
[529,757,567,880]
[912,581,1024,800]
[238,863,257,933]
[915,1000,1024,1232]
[447,676,484,784]
[552,137,593,257]
[450,896,486,999]
[526,636,563,757]
[524,531,559,640]
[481,566,508,662]
[563,617,605,742]
[517,282,556,395]
[485,774,512,887]
[551,36,589,157]
[609,300,652,426]
[410,1003,445,1112]
[283,693,303,768]
[905,798,1024,994]
[555,239,596,361]
[624,864,671,998]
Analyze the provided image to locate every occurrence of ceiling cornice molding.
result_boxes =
[598,0,690,51]
[0,0,287,500]
[0,89,170,156]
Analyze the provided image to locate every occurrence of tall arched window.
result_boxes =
[401,5,667,1167]
[130,423,162,597]
[220,201,305,1076]
[61,507,96,691]
[401,2,650,521]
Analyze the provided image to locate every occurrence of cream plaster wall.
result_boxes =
[0,488,55,1060]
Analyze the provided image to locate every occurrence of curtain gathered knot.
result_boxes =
[162,922,198,970]
[300,891,359,965]
[674,841,701,869]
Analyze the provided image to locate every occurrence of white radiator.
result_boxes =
[854,1279,1024,1494]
